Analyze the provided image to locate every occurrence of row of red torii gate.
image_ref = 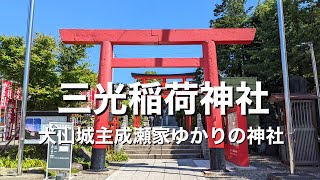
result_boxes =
[59,28,256,170]
[130,72,197,130]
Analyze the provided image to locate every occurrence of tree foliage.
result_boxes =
[57,42,97,86]
[0,33,97,110]
[206,0,320,94]
[210,0,253,77]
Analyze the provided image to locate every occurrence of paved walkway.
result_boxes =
[106,159,206,180]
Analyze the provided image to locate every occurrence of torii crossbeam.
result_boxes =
[60,28,256,171]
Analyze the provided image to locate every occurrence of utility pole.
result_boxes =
[17,0,35,175]
[309,43,320,117]
[305,42,320,123]
[277,0,295,174]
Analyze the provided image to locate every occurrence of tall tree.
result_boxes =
[0,34,60,110]
[57,42,97,86]
[210,0,253,77]
[0,35,25,82]
[207,0,320,94]
[0,34,97,110]
[249,0,320,93]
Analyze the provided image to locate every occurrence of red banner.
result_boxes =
[1,80,22,138]
[5,100,16,140]
[81,88,96,108]
[0,80,13,109]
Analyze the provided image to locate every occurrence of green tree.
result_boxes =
[210,0,253,77]
[28,34,61,110]
[248,0,320,93]
[0,34,97,110]
[207,0,320,94]
[57,42,97,86]
[0,34,61,110]
[0,35,25,82]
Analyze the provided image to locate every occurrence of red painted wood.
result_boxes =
[134,115,140,128]
[60,28,256,45]
[93,41,112,149]
[202,41,224,149]
[224,105,249,167]
[161,78,166,87]
[182,78,186,83]
[186,115,192,133]
[112,58,202,68]
[59,28,256,158]
[132,74,196,80]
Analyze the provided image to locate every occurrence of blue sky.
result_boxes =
[0,0,258,84]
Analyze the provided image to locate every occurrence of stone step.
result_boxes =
[127,153,201,159]
[125,149,201,154]
[123,144,201,150]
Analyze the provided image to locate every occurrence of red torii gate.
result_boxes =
[60,28,256,171]
[131,72,197,132]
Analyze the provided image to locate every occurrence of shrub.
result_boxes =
[0,156,46,169]
[1,145,47,159]
[106,150,128,162]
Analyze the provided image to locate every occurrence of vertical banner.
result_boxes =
[0,80,13,109]
[14,86,23,101]
[15,101,22,139]
[81,88,96,108]
[91,88,95,108]
[1,80,22,139]
[5,100,16,140]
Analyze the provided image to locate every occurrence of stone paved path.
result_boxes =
[106,159,206,180]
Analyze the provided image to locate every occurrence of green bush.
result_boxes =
[0,145,47,169]
[0,156,46,169]
[106,150,128,162]
[0,156,17,168]
[1,145,47,159]
[23,158,46,169]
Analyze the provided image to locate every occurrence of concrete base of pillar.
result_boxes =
[90,148,108,171]
[209,148,226,170]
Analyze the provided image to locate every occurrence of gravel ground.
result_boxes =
[205,155,320,179]
[0,162,126,180]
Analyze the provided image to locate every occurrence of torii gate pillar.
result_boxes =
[203,41,225,169]
[91,41,113,170]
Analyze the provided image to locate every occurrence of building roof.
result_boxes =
[269,93,319,103]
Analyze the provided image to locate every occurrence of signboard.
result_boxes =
[227,112,238,147]
[46,122,73,179]
[25,115,68,144]
[224,105,249,167]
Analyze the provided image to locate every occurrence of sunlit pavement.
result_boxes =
[105,156,320,180]
[106,159,206,180]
